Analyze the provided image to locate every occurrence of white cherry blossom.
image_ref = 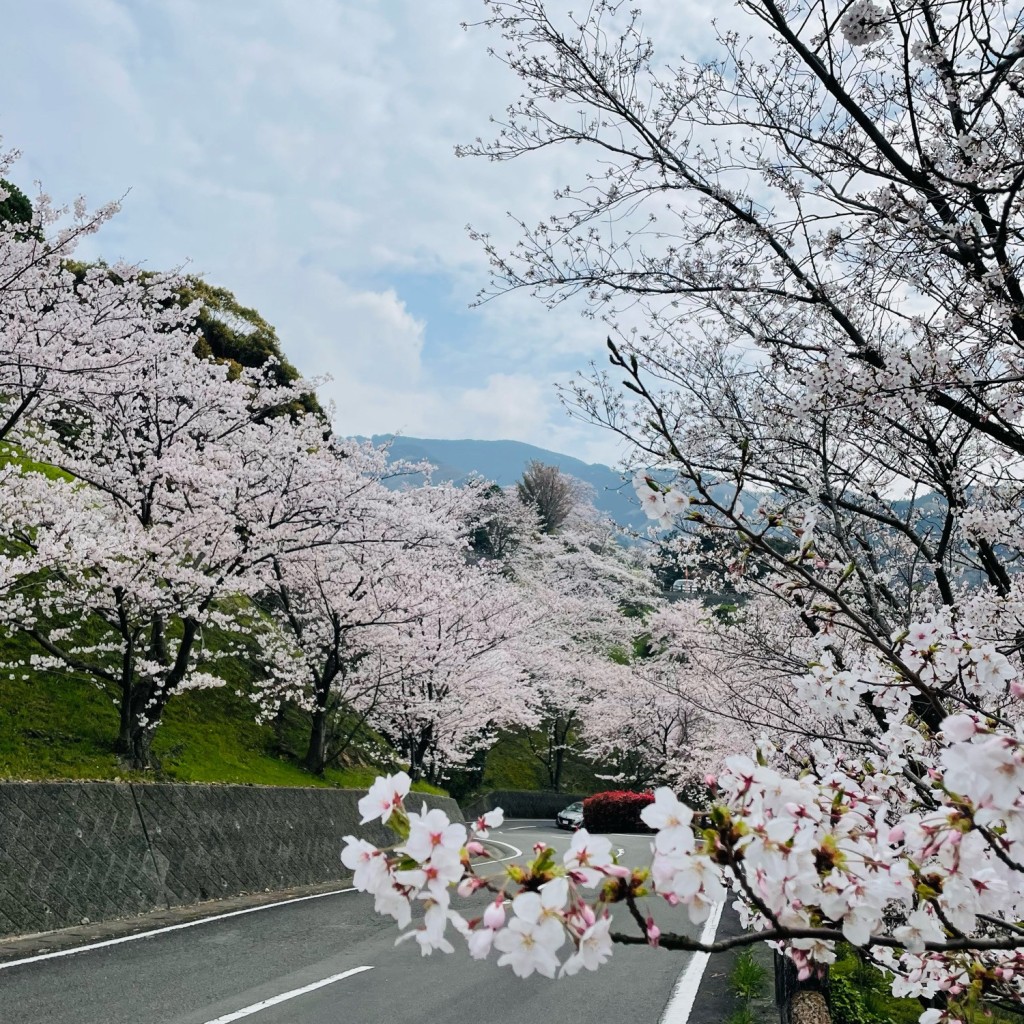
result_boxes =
[358,772,412,825]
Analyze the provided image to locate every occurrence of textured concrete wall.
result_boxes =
[0,781,462,938]
[463,790,586,821]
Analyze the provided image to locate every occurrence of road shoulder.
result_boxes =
[685,903,777,1024]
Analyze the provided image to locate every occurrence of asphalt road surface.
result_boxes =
[2,819,717,1024]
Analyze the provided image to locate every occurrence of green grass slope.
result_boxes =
[0,631,444,793]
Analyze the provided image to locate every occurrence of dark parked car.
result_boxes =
[555,800,584,830]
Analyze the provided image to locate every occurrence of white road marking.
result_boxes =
[502,824,544,832]
[483,839,523,862]
[0,888,357,971]
[201,965,374,1023]
[658,899,726,1024]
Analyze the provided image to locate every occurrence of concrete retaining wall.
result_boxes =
[0,781,462,938]
[463,789,586,821]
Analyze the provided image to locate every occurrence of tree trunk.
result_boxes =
[115,718,157,769]
[303,706,328,775]
[790,991,830,1024]
[552,744,564,792]
[408,728,434,781]
[115,683,160,769]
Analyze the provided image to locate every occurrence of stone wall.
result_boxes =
[0,781,462,938]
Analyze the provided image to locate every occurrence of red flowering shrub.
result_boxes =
[582,790,655,833]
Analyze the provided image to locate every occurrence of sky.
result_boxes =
[0,0,727,466]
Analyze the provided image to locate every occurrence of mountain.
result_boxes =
[368,435,647,533]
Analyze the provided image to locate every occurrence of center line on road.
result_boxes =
[657,899,726,1024]
[0,887,357,971]
[202,965,374,1023]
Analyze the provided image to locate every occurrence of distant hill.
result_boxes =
[368,435,648,533]
[365,436,967,551]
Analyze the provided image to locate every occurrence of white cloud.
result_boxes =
[455,373,549,439]
[282,272,427,389]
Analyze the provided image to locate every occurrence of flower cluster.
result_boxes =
[349,695,1024,1017]
[839,0,891,47]
[632,473,690,529]
[343,771,644,978]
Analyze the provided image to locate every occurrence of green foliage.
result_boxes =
[607,644,631,665]
[179,277,290,372]
[710,601,740,625]
[441,745,488,803]
[829,974,885,1024]
[618,599,654,619]
[0,441,74,482]
[0,179,38,239]
[479,731,551,792]
[632,631,655,658]
[730,949,768,1004]
[725,947,768,1024]
[829,945,918,1024]
[173,276,324,420]
[725,1008,754,1024]
[471,728,606,798]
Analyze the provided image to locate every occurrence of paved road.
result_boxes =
[3,820,711,1024]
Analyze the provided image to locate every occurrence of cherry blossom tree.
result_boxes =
[259,462,500,777]
[516,643,605,792]
[468,481,540,561]
[0,147,188,446]
[507,507,661,790]
[0,307,332,767]
[579,600,758,789]
[363,543,535,783]
[347,2,1024,1019]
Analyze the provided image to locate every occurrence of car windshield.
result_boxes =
[565,802,583,813]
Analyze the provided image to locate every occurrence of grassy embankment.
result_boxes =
[0,625,445,794]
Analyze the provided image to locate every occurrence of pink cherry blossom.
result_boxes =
[493,883,568,979]
[641,788,695,855]
[560,916,613,976]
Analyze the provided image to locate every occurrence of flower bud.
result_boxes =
[458,876,484,898]
[483,896,506,929]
